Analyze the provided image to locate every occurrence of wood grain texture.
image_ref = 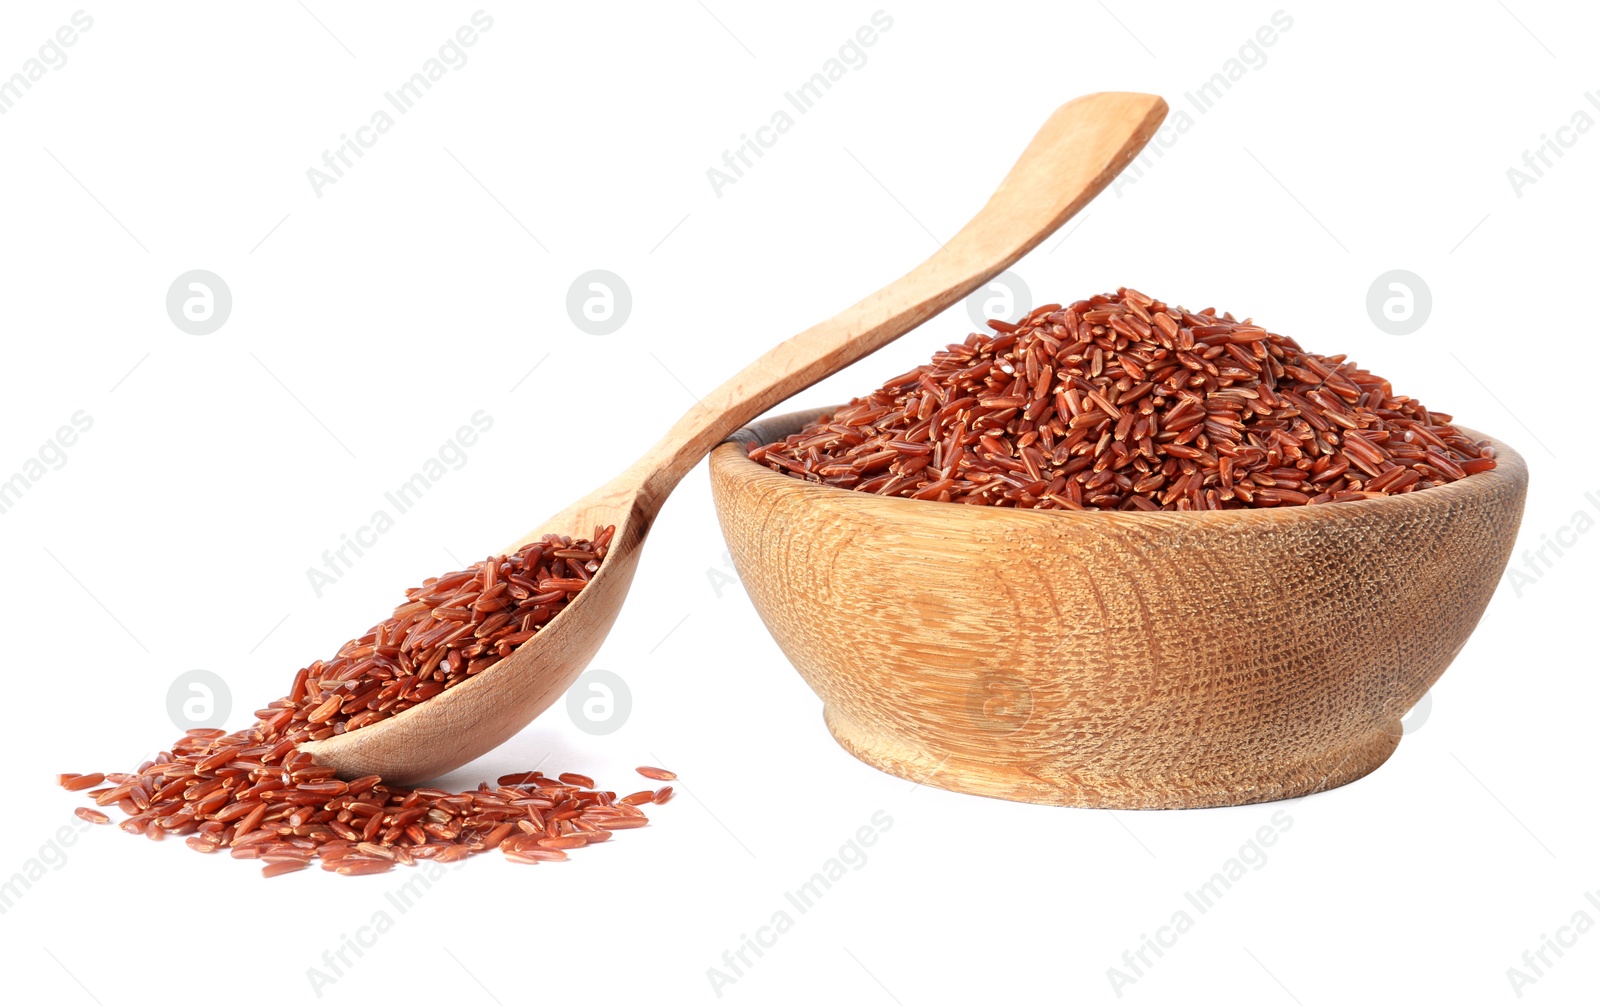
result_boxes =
[302,93,1170,784]
[711,409,1529,809]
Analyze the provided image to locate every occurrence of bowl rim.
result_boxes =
[714,405,1528,528]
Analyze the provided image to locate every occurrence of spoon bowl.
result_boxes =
[302,92,1170,784]
[300,476,647,783]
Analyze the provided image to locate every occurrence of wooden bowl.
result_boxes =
[709,408,1528,809]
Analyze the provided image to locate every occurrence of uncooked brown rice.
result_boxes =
[60,525,676,877]
[751,289,1496,510]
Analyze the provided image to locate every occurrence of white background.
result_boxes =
[1,2,1596,1003]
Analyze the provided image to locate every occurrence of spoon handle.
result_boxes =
[633,92,1167,510]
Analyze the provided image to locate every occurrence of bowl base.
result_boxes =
[822,704,1403,810]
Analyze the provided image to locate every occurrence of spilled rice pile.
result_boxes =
[60,526,679,877]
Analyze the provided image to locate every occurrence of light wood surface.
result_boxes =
[711,409,1529,809]
[301,93,1170,784]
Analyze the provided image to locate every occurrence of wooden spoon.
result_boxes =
[302,91,1169,784]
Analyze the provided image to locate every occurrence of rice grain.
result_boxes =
[752,289,1495,510]
[60,525,676,877]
